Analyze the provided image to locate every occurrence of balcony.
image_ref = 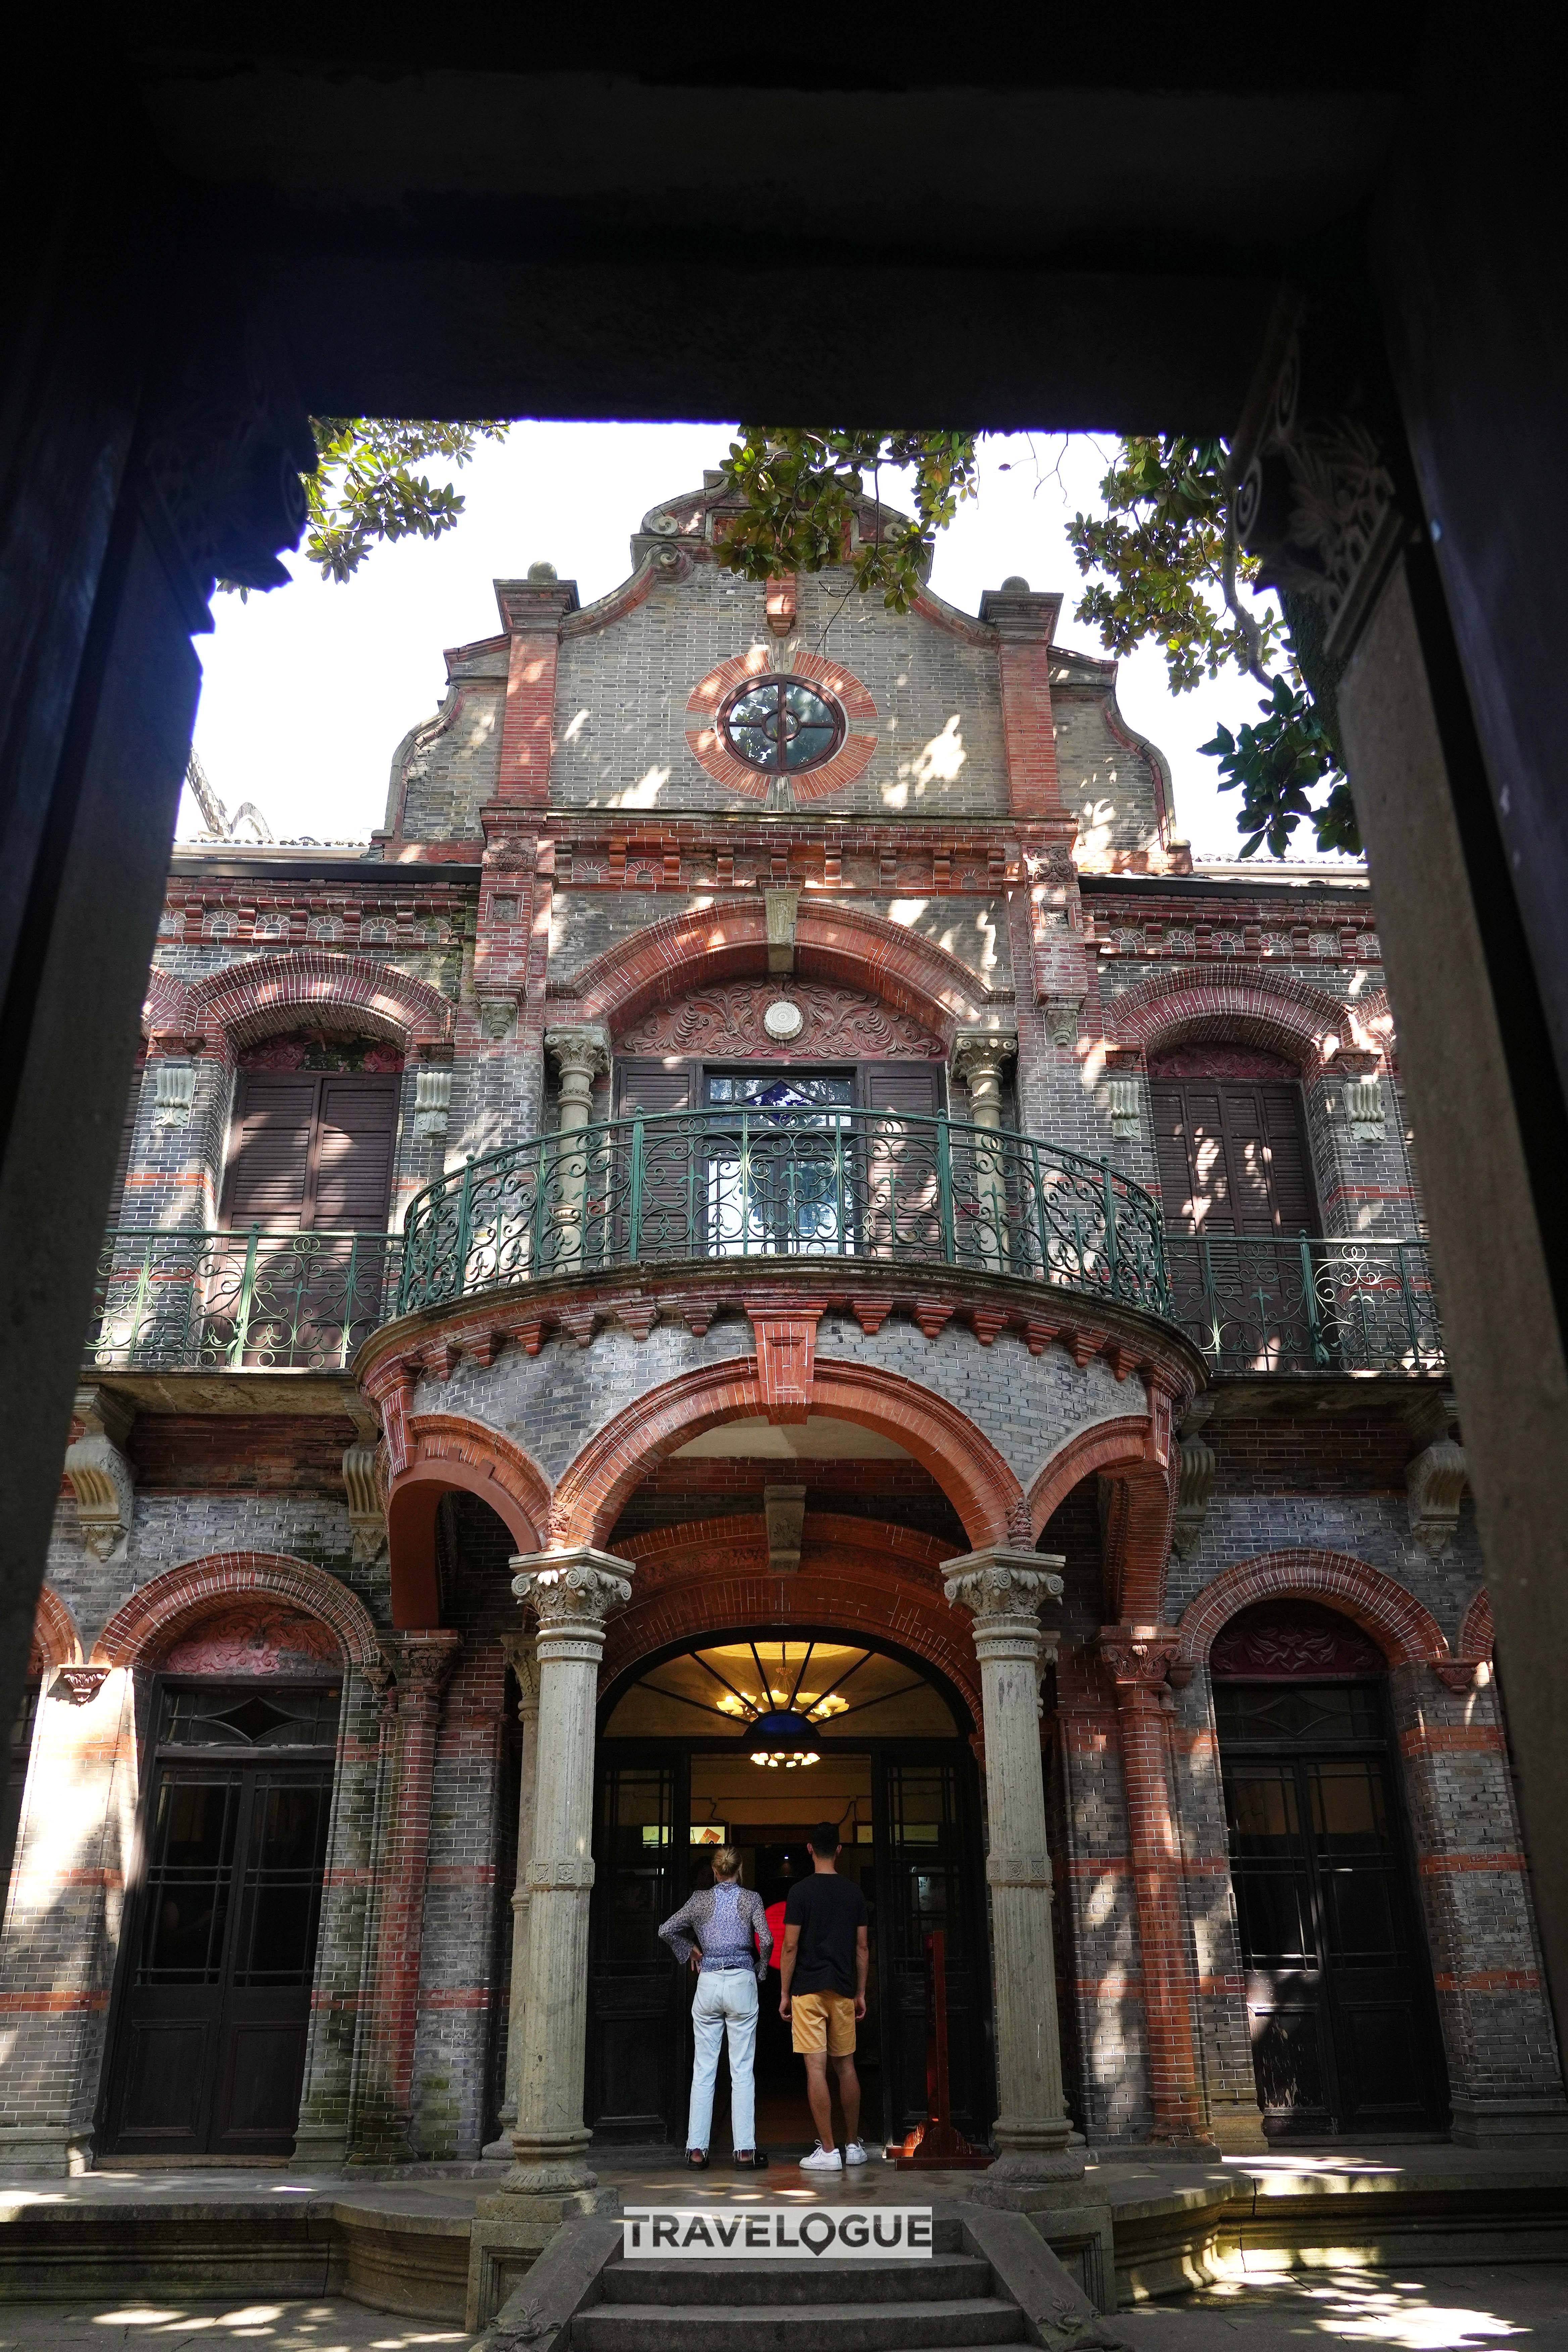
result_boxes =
[82,1110,1443,1383]
[1166,1232,1442,1377]
[393,1106,1169,1319]
[86,1228,402,1375]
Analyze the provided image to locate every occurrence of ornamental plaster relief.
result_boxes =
[614,979,944,1060]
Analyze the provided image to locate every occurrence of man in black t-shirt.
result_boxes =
[778,1821,869,2172]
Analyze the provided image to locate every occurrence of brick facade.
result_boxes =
[5,472,1562,2174]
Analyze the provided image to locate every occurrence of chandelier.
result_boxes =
[629,1637,929,1768]
[743,1709,821,1769]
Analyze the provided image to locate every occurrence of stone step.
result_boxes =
[604,2253,994,2306]
[575,2298,1026,2352]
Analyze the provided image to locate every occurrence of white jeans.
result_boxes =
[687,1968,759,2153]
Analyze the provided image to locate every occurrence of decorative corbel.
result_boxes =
[1042,996,1084,1050]
[1406,1389,1467,1557]
[1105,1050,1143,1140]
[151,1059,198,1129]
[343,1406,387,1566]
[764,1483,807,1576]
[765,887,799,976]
[64,1387,135,1559]
[477,994,520,1042]
[1170,1399,1216,1561]
[1335,1048,1385,1142]
[413,1057,453,1141]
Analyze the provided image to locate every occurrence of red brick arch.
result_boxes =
[548,1356,1027,1553]
[1175,1549,1452,1674]
[1027,1414,1158,1536]
[386,1412,551,1626]
[565,897,995,1044]
[142,966,199,1044]
[1105,966,1363,1082]
[30,1585,82,1677]
[600,1518,981,1730]
[189,951,454,1056]
[1460,1587,1494,1661]
[95,1552,384,1670]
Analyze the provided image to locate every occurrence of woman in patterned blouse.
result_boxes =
[659,1848,772,2168]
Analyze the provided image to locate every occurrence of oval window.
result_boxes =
[719,676,845,774]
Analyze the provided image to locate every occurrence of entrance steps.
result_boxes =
[490,2209,1124,2352]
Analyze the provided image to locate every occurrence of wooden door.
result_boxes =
[874,1751,992,2143]
[1216,1678,1445,2137]
[103,1688,338,2157]
[587,1753,688,2144]
[614,1060,697,1262]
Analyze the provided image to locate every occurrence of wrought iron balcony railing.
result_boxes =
[1166,1233,1442,1376]
[396,1106,1171,1321]
[81,1157,1442,1386]
[86,1227,402,1374]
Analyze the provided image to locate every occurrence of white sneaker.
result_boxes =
[799,2142,843,2172]
[843,2140,868,2166]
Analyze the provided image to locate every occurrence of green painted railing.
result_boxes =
[1167,1233,1442,1375]
[395,1106,1171,1320]
[86,1227,402,1373]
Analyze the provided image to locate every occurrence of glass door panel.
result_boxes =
[588,1753,687,2142]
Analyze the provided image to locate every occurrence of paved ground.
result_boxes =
[0,2306,471,2352]
[1120,2265,1568,2352]
[4,2266,1568,2352]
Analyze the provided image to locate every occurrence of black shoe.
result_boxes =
[734,2149,770,2169]
[687,2149,709,2168]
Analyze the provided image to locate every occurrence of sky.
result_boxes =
[184,425,1308,861]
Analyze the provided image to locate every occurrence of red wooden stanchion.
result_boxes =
[894,1928,993,2169]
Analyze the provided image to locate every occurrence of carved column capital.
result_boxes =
[944,1546,1065,1665]
[499,1631,541,1715]
[1097,1625,1184,1705]
[950,1030,1018,1089]
[382,1629,461,1724]
[543,1026,611,1086]
[511,1546,632,1656]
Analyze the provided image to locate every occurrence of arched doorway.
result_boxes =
[98,1600,345,2160]
[589,1628,991,2156]
[1212,1599,1447,2138]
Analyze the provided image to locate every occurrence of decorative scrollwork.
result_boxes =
[395,1106,1171,1324]
[1165,1233,1442,1376]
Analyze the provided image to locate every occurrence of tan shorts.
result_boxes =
[790,1991,856,2057]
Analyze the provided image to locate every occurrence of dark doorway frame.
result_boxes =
[97,1673,342,2160]
[588,1624,994,2154]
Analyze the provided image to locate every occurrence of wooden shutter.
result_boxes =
[224,1076,318,1230]
[1150,1078,1317,1236]
[862,1063,944,1116]
[614,1062,694,1261]
[311,1076,399,1230]
[225,1072,398,1232]
[615,1060,694,1116]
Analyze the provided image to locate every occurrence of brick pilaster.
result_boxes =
[493,575,578,808]
[1099,1630,1212,2144]
[981,583,1065,822]
[355,1631,460,2154]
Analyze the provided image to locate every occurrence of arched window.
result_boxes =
[223,1030,402,1234]
[1148,1045,1317,1236]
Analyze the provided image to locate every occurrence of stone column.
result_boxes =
[496,1547,631,2203]
[483,1633,542,2158]
[950,1033,1017,1273]
[1098,1629,1212,2147]
[543,1027,610,1271]
[944,1545,1081,2186]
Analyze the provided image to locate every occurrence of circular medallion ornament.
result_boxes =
[763,999,805,1042]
